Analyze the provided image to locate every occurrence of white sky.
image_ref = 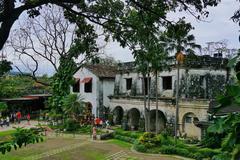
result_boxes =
[5,0,240,75]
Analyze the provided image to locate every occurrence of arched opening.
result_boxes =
[113,106,124,125]
[127,108,140,130]
[149,110,166,132]
[81,102,93,125]
[182,112,199,137]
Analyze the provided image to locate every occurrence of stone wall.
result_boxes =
[110,96,209,140]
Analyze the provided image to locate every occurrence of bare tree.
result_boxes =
[8,5,99,84]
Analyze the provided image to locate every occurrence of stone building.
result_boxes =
[71,64,118,118]
[109,55,231,140]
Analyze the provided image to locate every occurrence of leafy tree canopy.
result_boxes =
[0,75,51,98]
[0,0,222,50]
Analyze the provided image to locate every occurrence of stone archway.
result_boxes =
[149,110,166,132]
[113,106,124,125]
[127,108,140,130]
[182,112,199,137]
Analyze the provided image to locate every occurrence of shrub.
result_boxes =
[133,140,147,153]
[114,129,142,139]
[198,148,221,158]
[192,152,205,160]
[212,152,232,160]
[156,134,174,146]
[201,133,223,148]
[159,145,200,159]
[78,125,91,134]
[114,135,135,144]
[184,137,199,144]
[138,132,161,148]
[63,119,79,132]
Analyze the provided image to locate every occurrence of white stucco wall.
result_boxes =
[72,68,99,117]
[71,67,116,117]
[102,79,115,107]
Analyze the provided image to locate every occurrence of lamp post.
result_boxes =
[175,51,184,144]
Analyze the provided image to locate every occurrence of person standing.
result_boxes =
[92,126,97,140]
[16,111,21,124]
[27,113,30,125]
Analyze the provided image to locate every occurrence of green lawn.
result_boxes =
[107,139,132,149]
[0,137,82,160]
[0,134,180,160]
[0,130,16,143]
[0,130,16,137]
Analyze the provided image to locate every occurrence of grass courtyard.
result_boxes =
[0,133,181,160]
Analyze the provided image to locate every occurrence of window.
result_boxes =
[200,75,205,86]
[82,78,92,93]
[72,79,80,92]
[142,77,151,95]
[162,76,172,90]
[84,80,92,92]
[185,116,192,123]
[126,78,132,90]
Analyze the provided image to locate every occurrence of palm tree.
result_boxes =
[162,19,201,142]
[162,19,201,55]
[62,94,84,122]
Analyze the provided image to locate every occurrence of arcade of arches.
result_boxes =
[112,106,202,139]
[112,106,167,132]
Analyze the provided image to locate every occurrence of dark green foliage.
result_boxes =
[159,146,193,157]
[0,102,7,112]
[201,133,223,148]
[114,128,142,139]
[133,140,147,153]
[13,128,43,148]
[114,135,135,144]
[197,148,221,158]
[163,19,201,54]
[0,128,43,154]
[212,152,232,160]
[63,119,79,132]
[48,58,77,113]
[113,128,142,144]
[138,132,161,148]
[0,75,50,98]
[178,74,225,99]
[62,94,84,122]
[78,125,91,134]
[0,60,12,77]
[206,74,226,99]
[206,114,240,159]
[133,132,220,159]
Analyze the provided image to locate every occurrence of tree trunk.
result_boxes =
[155,70,159,134]
[175,62,180,144]
[147,72,151,132]
[142,73,148,132]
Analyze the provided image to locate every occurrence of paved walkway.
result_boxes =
[0,120,43,131]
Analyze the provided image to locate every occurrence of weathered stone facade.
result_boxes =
[109,56,230,140]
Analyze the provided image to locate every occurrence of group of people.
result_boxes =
[0,116,10,127]
[0,111,31,128]
[94,117,110,129]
